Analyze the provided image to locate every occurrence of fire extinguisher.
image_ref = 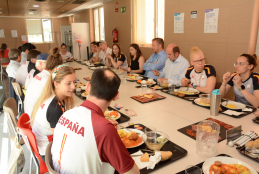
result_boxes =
[112,28,118,42]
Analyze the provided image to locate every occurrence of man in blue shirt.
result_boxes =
[142,38,167,79]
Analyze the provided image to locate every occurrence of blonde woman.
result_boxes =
[181,47,216,94]
[30,64,75,158]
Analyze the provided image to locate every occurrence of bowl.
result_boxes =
[159,79,169,88]
[141,131,169,151]
[199,94,210,104]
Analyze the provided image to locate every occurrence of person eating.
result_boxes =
[90,41,97,59]
[97,40,112,65]
[142,38,167,79]
[153,44,189,86]
[181,47,216,94]
[24,53,63,117]
[51,68,140,174]
[106,43,128,69]
[219,54,259,108]
[60,43,74,61]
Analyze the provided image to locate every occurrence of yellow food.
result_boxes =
[140,153,149,162]
[196,98,210,106]
[83,91,88,96]
[161,151,173,161]
[178,90,196,94]
[226,104,237,109]
[77,84,84,88]
[209,161,251,174]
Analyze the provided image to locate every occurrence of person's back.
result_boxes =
[16,61,29,87]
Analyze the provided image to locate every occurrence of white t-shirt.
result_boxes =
[24,68,41,90]
[20,52,27,65]
[24,70,50,117]
[99,48,112,65]
[6,60,21,78]
[16,61,29,87]
[60,51,73,61]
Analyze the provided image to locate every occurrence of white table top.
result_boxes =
[69,61,259,173]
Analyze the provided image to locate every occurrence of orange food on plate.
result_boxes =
[121,136,142,148]
[209,161,251,174]
[110,111,119,117]
[137,79,142,83]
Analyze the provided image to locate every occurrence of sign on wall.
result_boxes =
[0,29,5,38]
[174,13,184,33]
[115,2,119,12]
[11,30,18,37]
[121,7,126,13]
[191,11,197,18]
[204,8,219,33]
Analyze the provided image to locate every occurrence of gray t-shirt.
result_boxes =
[227,72,259,105]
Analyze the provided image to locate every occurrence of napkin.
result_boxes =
[131,151,149,170]
[223,110,244,116]
[242,108,253,112]
[146,151,161,170]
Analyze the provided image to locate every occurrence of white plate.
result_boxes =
[221,100,246,110]
[81,92,88,98]
[90,67,97,70]
[194,98,210,107]
[152,86,162,90]
[105,111,121,120]
[120,129,145,149]
[178,87,200,95]
[202,156,257,174]
[80,86,86,90]
[126,77,143,81]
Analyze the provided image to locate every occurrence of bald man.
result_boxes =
[153,44,189,86]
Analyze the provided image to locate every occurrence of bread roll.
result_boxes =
[254,139,259,143]
[253,141,259,149]
[178,93,185,98]
[140,153,149,162]
[161,151,173,161]
[245,141,254,148]
[173,92,179,96]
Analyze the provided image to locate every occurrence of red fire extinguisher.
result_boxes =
[112,28,118,42]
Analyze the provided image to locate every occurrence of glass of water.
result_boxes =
[168,85,175,94]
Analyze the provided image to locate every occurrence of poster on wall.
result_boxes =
[21,35,27,42]
[11,30,18,37]
[76,33,81,42]
[0,29,5,38]
[204,8,219,33]
[115,2,119,12]
[174,13,184,33]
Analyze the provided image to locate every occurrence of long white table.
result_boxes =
[69,61,259,173]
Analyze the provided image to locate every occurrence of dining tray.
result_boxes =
[176,154,232,174]
[126,124,188,174]
[160,89,199,101]
[177,118,234,143]
[237,137,259,163]
[192,100,256,118]
[252,117,259,124]
[130,93,166,104]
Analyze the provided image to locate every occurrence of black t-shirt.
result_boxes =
[115,53,126,62]
[33,69,40,77]
[46,97,65,128]
[28,61,36,73]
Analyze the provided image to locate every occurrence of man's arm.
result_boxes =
[142,56,153,71]
[124,164,140,174]
[173,62,190,86]
[144,55,167,71]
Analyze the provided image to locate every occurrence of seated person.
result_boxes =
[24,53,48,90]
[60,43,73,61]
[120,44,145,74]
[90,42,102,62]
[51,68,140,174]
[106,43,128,69]
[0,43,9,58]
[181,47,216,94]
[153,44,189,86]
[30,65,75,158]
[142,38,167,79]
[219,54,259,108]
[16,49,39,87]
[50,47,60,55]
[96,40,112,65]
[24,53,63,117]
[90,41,97,59]
[20,43,36,65]
[6,49,21,98]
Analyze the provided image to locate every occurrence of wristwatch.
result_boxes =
[238,85,245,91]
[193,85,197,89]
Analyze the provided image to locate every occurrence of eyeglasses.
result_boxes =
[234,62,248,67]
[193,58,205,64]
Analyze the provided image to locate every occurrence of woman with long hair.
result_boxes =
[30,65,75,157]
[123,43,145,74]
[106,43,128,69]
[219,54,259,108]
[0,43,9,58]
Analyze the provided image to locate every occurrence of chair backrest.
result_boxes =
[45,142,59,174]
[11,79,22,97]
[3,98,18,127]
[1,57,10,65]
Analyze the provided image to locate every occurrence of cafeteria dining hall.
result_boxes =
[1,0,259,173]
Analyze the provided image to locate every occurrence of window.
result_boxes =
[132,0,165,46]
[26,19,53,43]
[94,7,105,41]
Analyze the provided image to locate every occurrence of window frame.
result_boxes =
[25,18,53,43]
[93,6,105,41]
[132,0,165,47]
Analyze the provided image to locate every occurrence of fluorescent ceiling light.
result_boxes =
[29,12,33,14]
[33,5,39,7]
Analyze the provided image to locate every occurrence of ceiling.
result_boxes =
[0,0,110,18]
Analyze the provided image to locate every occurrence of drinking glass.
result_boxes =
[168,85,175,94]
[141,84,147,94]
[185,165,202,174]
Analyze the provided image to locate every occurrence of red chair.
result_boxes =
[17,113,48,174]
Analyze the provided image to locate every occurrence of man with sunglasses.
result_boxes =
[181,47,216,94]
[153,44,189,86]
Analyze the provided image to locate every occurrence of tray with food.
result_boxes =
[237,137,259,164]
[106,106,130,124]
[73,67,82,70]
[161,88,199,101]
[136,79,156,85]
[83,76,92,81]
[192,98,257,118]
[177,118,234,143]
[131,93,166,104]
[253,117,259,124]
[123,124,187,174]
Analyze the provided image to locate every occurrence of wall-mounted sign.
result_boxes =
[121,7,126,13]
[0,29,5,38]
[11,30,18,37]
[21,35,27,42]
[204,8,219,33]
[174,13,184,33]
[115,2,119,12]
[191,11,197,18]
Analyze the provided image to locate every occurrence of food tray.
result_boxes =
[176,154,233,174]
[252,117,259,124]
[131,93,166,104]
[107,106,130,124]
[237,137,259,163]
[177,118,234,143]
[126,124,188,174]
[192,100,256,118]
[83,77,91,81]
[161,89,199,101]
[73,68,82,70]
